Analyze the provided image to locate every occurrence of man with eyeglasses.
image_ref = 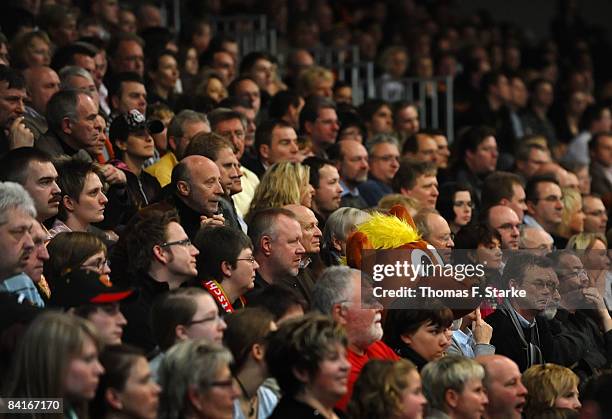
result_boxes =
[486,253,558,371]
[358,134,400,207]
[547,250,612,381]
[583,195,609,234]
[121,210,200,354]
[524,174,564,246]
[486,205,521,250]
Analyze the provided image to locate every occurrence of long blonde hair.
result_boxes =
[557,187,583,238]
[246,162,310,223]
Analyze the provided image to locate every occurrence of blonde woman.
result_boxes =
[566,232,610,301]
[522,364,581,418]
[246,162,314,223]
[348,359,426,419]
[556,188,585,246]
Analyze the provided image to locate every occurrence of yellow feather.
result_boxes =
[356,213,421,249]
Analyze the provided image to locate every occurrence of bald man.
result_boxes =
[23,66,60,140]
[169,155,225,238]
[477,355,527,419]
[519,226,554,254]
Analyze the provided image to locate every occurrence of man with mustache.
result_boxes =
[0,147,62,223]
[312,266,399,411]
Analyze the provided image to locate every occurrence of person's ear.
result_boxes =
[62,195,75,212]
[259,144,270,161]
[105,388,123,410]
[292,366,310,385]
[331,235,343,252]
[175,324,189,341]
[261,235,273,256]
[177,180,190,197]
[445,388,460,409]
[400,332,413,346]
[61,117,72,135]
[187,386,205,413]
[220,260,233,278]
[331,302,348,325]
[115,139,128,152]
[251,342,265,362]
[509,278,519,290]
[153,244,169,264]
[304,121,314,136]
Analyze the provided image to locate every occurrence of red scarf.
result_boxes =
[202,279,246,313]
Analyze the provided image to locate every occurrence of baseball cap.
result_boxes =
[109,109,165,142]
[49,268,136,309]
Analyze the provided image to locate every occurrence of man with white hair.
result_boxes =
[312,266,398,410]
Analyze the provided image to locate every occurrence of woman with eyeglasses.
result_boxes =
[189,226,259,313]
[150,287,227,381]
[224,308,279,419]
[436,182,475,235]
[45,232,131,346]
[158,339,240,419]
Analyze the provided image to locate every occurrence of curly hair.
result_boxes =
[347,359,419,419]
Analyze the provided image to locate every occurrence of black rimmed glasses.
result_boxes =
[159,238,192,248]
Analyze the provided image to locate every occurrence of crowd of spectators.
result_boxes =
[1,0,612,418]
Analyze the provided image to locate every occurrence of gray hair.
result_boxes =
[167,110,209,141]
[158,340,233,419]
[322,207,370,249]
[312,266,358,314]
[46,89,84,132]
[59,65,94,91]
[421,356,485,411]
[366,133,399,153]
[0,182,36,224]
[414,208,439,240]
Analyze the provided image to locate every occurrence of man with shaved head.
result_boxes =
[23,66,60,140]
[486,205,521,250]
[167,155,225,239]
[282,204,323,304]
[477,355,527,419]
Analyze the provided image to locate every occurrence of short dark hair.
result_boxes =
[239,51,272,76]
[589,131,612,153]
[228,75,258,97]
[50,41,97,71]
[126,209,179,274]
[480,70,506,93]
[358,99,390,123]
[392,159,437,192]
[525,174,559,204]
[223,307,275,373]
[248,284,307,320]
[207,108,244,132]
[302,156,335,189]
[382,298,453,350]
[254,119,293,158]
[108,33,144,60]
[46,89,82,132]
[194,226,252,280]
[55,157,104,222]
[501,252,553,288]
[299,96,336,132]
[146,49,177,73]
[0,65,25,90]
[0,148,53,184]
[151,287,206,351]
[481,171,524,212]
[455,126,496,159]
[515,141,548,162]
[107,72,145,102]
[452,224,502,265]
[268,90,302,119]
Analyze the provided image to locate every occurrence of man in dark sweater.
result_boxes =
[487,253,557,372]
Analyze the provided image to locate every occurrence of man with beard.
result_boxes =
[328,139,369,209]
[477,355,528,419]
[312,266,399,411]
[303,156,343,227]
[547,250,612,381]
